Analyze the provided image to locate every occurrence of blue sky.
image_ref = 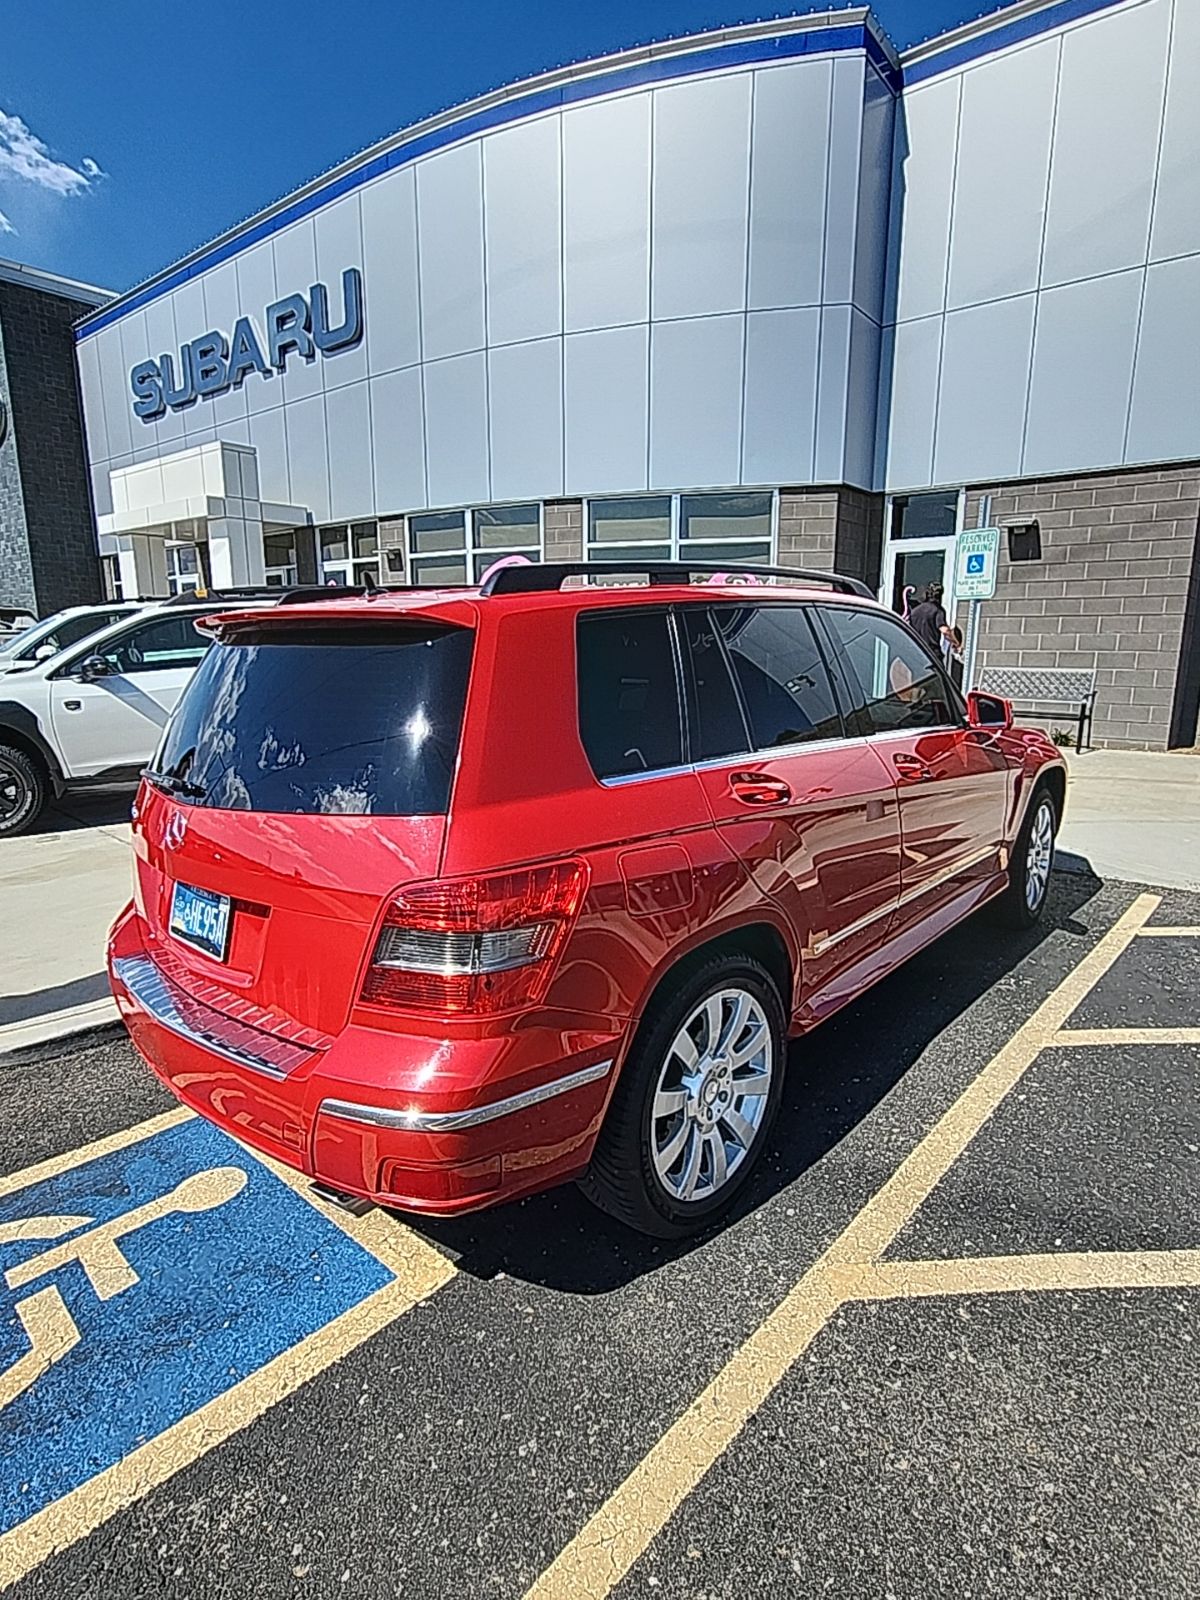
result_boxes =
[2,1,999,293]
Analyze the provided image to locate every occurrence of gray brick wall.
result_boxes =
[543,499,582,562]
[777,486,884,586]
[0,279,101,614]
[377,516,406,580]
[965,463,1200,750]
[0,313,36,609]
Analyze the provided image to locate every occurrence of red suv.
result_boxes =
[109,562,1065,1237]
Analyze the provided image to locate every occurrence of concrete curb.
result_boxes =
[0,997,122,1064]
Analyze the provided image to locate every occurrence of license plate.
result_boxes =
[169,882,232,961]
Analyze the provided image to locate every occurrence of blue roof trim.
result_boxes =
[77,21,894,342]
[903,0,1129,85]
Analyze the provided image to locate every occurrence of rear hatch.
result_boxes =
[131,611,475,1040]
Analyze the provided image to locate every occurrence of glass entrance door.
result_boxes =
[882,541,955,620]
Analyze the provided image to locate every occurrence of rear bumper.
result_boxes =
[108,905,623,1215]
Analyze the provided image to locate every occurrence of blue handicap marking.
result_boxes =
[966,552,985,574]
[0,1117,394,1537]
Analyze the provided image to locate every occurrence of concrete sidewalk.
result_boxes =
[0,749,1196,1057]
[0,796,131,1054]
[1058,747,1200,892]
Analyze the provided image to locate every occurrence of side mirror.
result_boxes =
[76,654,115,682]
[967,690,1012,731]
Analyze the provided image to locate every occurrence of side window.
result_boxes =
[53,612,124,652]
[819,606,959,734]
[717,605,843,751]
[577,610,683,780]
[679,608,750,762]
[96,614,212,677]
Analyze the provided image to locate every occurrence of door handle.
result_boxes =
[729,771,792,806]
[893,752,935,782]
[63,699,83,712]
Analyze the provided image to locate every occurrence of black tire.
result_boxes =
[0,743,47,838]
[992,786,1057,929]
[581,953,787,1239]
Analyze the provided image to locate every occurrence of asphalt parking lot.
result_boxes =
[1,873,1197,1599]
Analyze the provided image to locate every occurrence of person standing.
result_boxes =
[908,583,956,658]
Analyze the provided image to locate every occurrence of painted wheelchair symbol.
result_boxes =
[0,1167,247,1412]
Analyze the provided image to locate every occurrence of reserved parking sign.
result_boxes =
[954,527,1001,601]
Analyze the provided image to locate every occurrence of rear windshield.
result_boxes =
[151,623,474,815]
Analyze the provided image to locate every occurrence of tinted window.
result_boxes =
[17,609,128,659]
[93,613,214,676]
[577,610,683,779]
[819,606,959,734]
[717,606,842,750]
[152,623,474,815]
[680,608,750,761]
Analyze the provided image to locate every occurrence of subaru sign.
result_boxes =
[129,267,363,421]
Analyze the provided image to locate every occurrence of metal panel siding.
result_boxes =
[1040,0,1170,287]
[140,293,184,446]
[563,324,649,496]
[562,92,651,332]
[881,315,941,490]
[1127,254,1200,465]
[96,323,134,462]
[272,219,323,402]
[934,293,1036,484]
[370,366,427,513]
[814,304,851,482]
[649,314,744,489]
[843,308,880,488]
[483,116,562,346]
[487,337,564,501]
[416,142,486,362]
[946,37,1058,309]
[235,241,279,416]
[283,393,331,522]
[201,261,249,426]
[852,68,895,322]
[314,194,368,389]
[651,74,752,321]
[360,169,422,376]
[747,60,831,311]
[75,336,108,468]
[742,307,819,485]
[1023,268,1142,476]
[325,380,373,519]
[423,351,489,506]
[1150,0,1200,261]
[247,407,290,505]
[892,75,959,323]
[823,56,866,306]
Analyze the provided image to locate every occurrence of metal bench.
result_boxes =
[978,665,1098,751]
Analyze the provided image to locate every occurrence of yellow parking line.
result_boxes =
[1054,1027,1200,1047]
[1136,926,1200,938]
[831,1248,1200,1301]
[522,892,1162,1600]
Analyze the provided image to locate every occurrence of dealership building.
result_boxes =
[71,0,1199,748]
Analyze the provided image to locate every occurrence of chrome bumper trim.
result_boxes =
[320,1057,615,1134]
[113,954,314,1081]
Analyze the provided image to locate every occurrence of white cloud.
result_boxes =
[0,109,102,200]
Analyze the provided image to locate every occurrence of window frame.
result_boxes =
[405,502,545,586]
[574,604,688,786]
[79,610,217,678]
[583,490,778,568]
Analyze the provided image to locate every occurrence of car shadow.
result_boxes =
[405,867,1106,1292]
[28,790,135,836]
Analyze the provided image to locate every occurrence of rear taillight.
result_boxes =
[360,861,589,1016]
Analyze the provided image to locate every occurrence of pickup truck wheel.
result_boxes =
[0,744,47,837]
[582,954,786,1239]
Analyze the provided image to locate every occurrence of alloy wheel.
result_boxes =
[650,988,774,1204]
[1025,798,1054,911]
[0,755,30,827]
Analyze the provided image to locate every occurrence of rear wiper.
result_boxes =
[142,768,207,800]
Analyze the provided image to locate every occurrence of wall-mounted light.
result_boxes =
[385,547,406,574]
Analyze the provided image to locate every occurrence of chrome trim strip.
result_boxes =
[811,844,1000,956]
[319,1058,615,1134]
[113,954,306,1081]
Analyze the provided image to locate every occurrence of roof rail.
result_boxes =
[479,560,875,601]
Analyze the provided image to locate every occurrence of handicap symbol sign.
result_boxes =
[0,1114,448,1570]
[966,552,985,574]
